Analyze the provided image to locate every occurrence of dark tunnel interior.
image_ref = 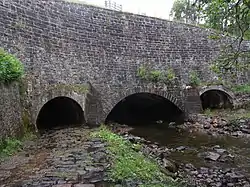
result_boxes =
[200,90,233,110]
[36,97,85,131]
[105,93,184,126]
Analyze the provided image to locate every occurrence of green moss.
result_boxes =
[91,126,181,186]
[208,34,221,40]
[21,109,35,138]
[46,84,89,94]
[14,21,26,29]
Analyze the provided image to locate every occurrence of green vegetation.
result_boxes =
[208,34,221,40]
[148,70,164,82]
[0,132,36,161]
[170,0,250,74]
[0,48,24,83]
[0,138,22,159]
[137,65,176,84]
[231,84,250,94]
[188,70,201,87]
[204,108,250,121]
[92,126,181,186]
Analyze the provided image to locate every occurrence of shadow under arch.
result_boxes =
[199,87,234,110]
[105,92,185,126]
[36,96,85,131]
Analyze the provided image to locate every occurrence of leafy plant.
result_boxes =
[91,126,180,186]
[188,70,201,86]
[0,48,24,83]
[137,65,149,80]
[0,138,23,159]
[149,70,163,82]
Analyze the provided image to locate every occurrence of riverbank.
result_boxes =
[0,127,110,186]
[91,126,183,187]
[182,108,250,137]
[0,127,183,187]
[112,123,250,187]
[1,107,250,187]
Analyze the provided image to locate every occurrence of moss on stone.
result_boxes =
[22,109,31,132]
[46,84,89,94]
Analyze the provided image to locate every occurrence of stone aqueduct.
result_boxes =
[0,0,247,130]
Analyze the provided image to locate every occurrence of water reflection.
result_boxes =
[128,125,250,175]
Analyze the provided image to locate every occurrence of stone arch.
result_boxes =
[36,96,85,130]
[103,86,185,122]
[33,86,87,131]
[199,85,235,109]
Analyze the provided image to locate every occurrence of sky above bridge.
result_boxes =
[83,0,174,19]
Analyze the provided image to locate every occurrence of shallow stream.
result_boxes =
[129,125,250,178]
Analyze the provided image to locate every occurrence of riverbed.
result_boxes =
[125,124,250,186]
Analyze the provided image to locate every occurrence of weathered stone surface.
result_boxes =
[0,0,249,127]
[0,127,109,186]
[0,83,23,140]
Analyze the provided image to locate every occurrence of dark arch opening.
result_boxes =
[105,93,184,126]
[200,90,233,110]
[36,97,85,131]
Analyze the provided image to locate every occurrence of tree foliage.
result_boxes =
[170,0,250,74]
[170,0,201,24]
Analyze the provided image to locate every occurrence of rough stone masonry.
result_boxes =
[0,0,249,129]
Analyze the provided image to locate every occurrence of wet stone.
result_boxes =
[204,152,221,161]
[1,127,108,187]
[74,184,95,187]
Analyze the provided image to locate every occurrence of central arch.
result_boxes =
[105,92,185,126]
[36,96,85,130]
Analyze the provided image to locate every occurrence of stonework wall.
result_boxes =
[0,83,23,140]
[0,0,249,124]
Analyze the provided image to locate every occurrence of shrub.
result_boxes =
[137,65,176,84]
[149,70,163,82]
[0,48,24,83]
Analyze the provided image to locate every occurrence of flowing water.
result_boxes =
[129,125,250,177]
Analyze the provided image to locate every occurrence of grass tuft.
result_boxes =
[91,126,181,186]
[231,84,250,94]
[0,138,23,159]
[203,108,250,121]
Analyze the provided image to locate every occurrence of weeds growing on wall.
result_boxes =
[137,65,176,84]
[0,48,24,83]
[91,126,182,186]
[188,71,201,87]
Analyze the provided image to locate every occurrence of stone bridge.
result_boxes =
[0,0,248,130]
